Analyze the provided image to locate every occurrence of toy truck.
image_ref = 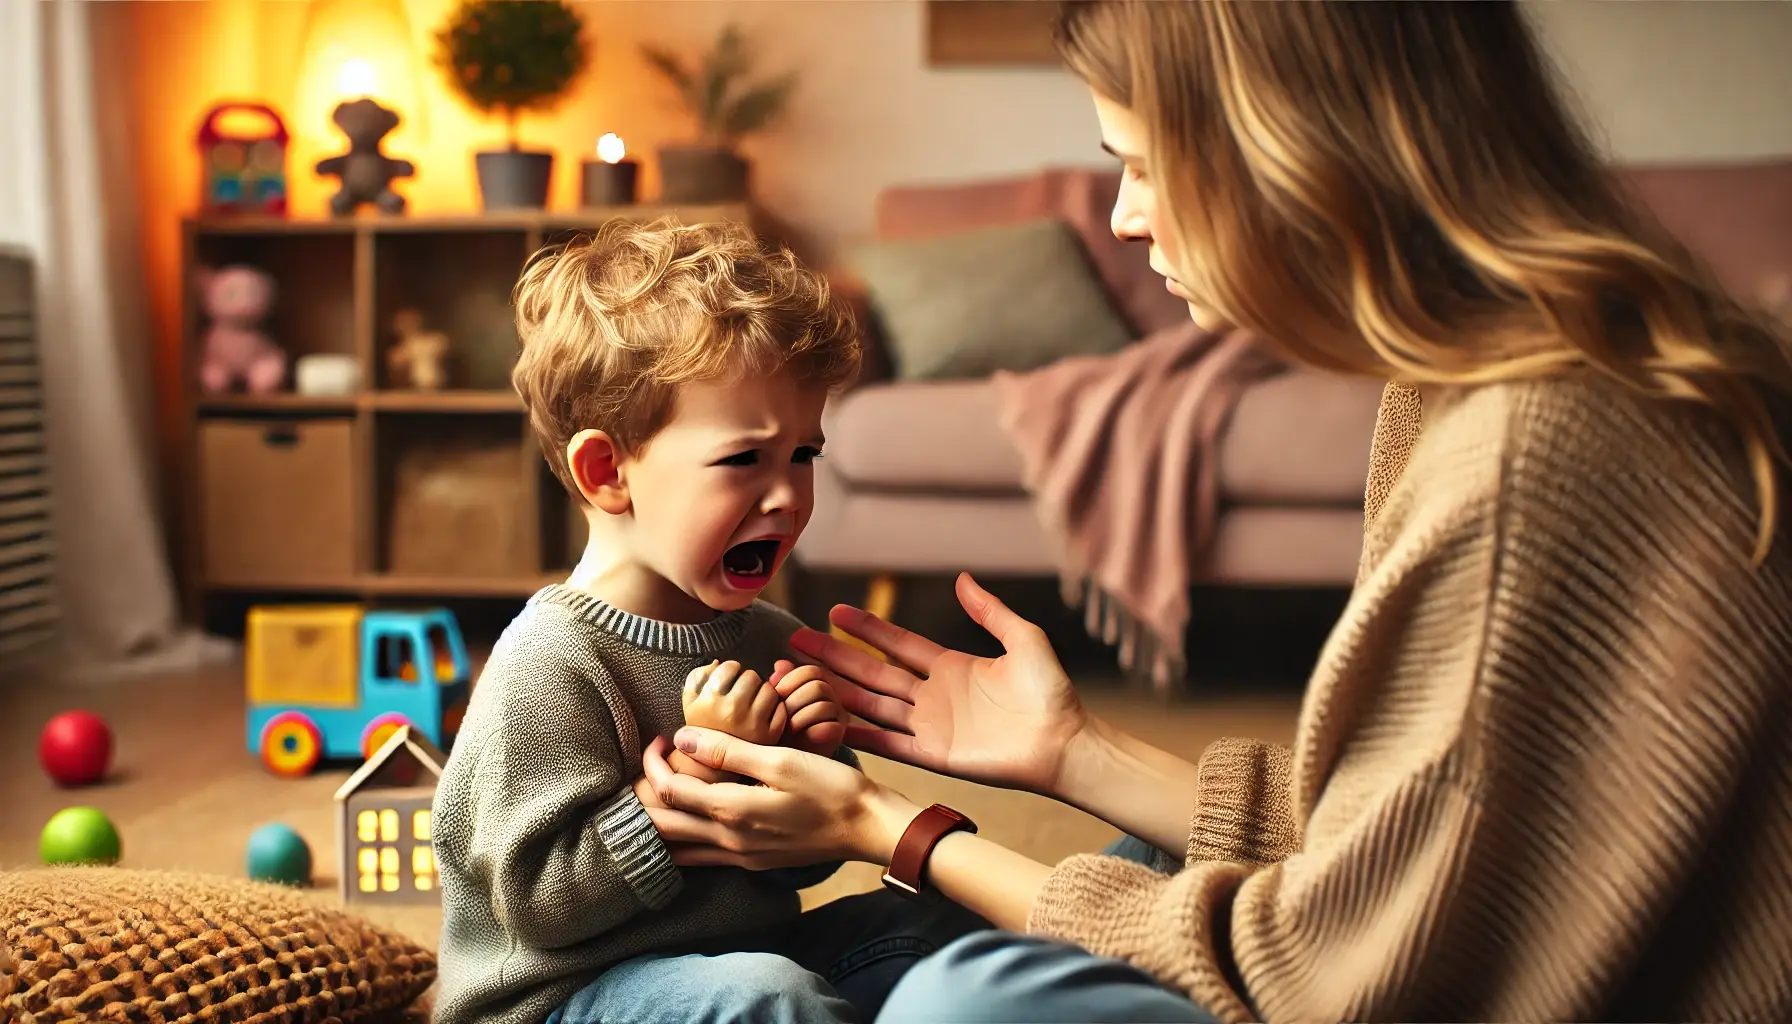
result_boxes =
[245,604,472,777]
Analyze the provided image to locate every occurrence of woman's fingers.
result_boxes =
[955,572,1046,652]
[643,804,733,847]
[789,627,920,700]
[672,726,809,789]
[822,605,950,676]
[833,679,915,732]
[842,723,923,764]
[668,844,749,869]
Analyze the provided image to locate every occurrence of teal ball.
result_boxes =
[245,823,312,887]
[39,806,122,865]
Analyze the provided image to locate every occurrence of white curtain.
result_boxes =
[0,0,233,683]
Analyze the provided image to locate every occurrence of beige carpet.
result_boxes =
[0,662,1298,950]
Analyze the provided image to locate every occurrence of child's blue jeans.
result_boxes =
[545,835,1220,1024]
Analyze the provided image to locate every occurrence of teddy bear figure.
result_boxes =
[315,97,415,216]
[198,265,286,394]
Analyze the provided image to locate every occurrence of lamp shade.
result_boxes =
[294,0,427,149]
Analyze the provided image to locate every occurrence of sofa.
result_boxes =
[792,160,1792,640]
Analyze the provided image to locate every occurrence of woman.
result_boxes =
[642,2,1792,1020]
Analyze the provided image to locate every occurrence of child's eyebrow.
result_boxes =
[709,431,826,451]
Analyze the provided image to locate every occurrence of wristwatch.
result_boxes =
[881,803,978,901]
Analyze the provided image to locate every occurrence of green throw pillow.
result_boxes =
[851,218,1135,381]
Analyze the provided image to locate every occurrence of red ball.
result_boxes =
[39,711,113,787]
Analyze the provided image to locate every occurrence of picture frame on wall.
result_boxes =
[925,0,1062,68]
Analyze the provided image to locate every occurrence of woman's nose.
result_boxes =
[1111,182,1150,242]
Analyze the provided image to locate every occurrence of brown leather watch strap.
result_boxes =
[881,803,977,900]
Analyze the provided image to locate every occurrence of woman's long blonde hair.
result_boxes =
[1058,0,1792,559]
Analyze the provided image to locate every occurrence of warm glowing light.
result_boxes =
[596,133,626,164]
[338,58,377,98]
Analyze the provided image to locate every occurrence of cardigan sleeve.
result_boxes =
[1185,738,1301,866]
[1028,380,1792,1023]
[1026,457,1501,1022]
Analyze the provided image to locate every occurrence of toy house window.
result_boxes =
[413,846,436,890]
[357,809,378,842]
[413,809,431,841]
[381,846,400,891]
[358,846,379,892]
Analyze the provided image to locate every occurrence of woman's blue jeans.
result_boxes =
[546,835,1219,1024]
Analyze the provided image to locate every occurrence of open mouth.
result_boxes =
[722,539,782,589]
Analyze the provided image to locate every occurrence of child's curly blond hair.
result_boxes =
[512,218,861,500]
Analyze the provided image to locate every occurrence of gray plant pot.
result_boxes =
[475,150,554,210]
[658,145,750,203]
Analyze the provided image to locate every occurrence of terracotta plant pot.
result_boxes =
[475,150,554,210]
[658,145,750,203]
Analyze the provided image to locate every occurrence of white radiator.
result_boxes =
[0,247,56,655]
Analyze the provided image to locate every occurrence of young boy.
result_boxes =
[432,219,863,1024]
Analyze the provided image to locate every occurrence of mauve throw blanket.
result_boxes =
[992,323,1284,688]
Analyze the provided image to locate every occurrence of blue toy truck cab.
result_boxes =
[360,608,473,750]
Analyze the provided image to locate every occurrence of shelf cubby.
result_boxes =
[178,205,751,624]
[374,230,529,391]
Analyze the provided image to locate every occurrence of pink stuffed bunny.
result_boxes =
[198,264,286,394]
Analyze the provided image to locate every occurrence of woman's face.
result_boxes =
[1092,91,1231,333]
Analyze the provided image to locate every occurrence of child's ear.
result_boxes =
[567,429,630,515]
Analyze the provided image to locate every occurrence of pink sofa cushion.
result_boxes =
[876,168,1190,337]
[822,372,1381,506]
[823,379,1026,492]
[1619,160,1792,306]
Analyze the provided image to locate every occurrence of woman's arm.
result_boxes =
[790,576,1296,864]
[1056,715,1204,857]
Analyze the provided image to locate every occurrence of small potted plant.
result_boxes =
[434,0,589,210]
[641,23,797,204]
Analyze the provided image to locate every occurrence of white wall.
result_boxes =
[586,0,1791,263]
[487,0,1792,269]
[570,0,1100,263]
[1525,0,1792,163]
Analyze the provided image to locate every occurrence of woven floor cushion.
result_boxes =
[0,867,435,1023]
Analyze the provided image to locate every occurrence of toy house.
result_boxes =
[333,724,447,904]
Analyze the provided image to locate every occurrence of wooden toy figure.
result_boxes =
[389,308,451,390]
[315,98,414,216]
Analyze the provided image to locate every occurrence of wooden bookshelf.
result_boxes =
[178,205,750,633]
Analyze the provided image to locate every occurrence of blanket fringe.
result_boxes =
[1062,575,1186,694]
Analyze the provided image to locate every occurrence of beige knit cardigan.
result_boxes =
[1028,379,1792,1022]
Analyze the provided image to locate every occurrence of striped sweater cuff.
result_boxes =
[595,788,682,910]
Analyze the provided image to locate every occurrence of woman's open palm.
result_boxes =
[788,572,1089,796]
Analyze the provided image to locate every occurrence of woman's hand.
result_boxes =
[640,730,920,870]
[789,572,1090,797]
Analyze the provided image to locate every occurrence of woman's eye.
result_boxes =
[718,450,759,467]
[794,446,824,464]
[1124,163,1148,183]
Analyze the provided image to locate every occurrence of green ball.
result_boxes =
[39,806,122,865]
[245,822,312,887]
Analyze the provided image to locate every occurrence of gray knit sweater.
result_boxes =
[432,586,850,1024]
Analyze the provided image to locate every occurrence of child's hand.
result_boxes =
[770,659,849,756]
[682,659,789,745]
